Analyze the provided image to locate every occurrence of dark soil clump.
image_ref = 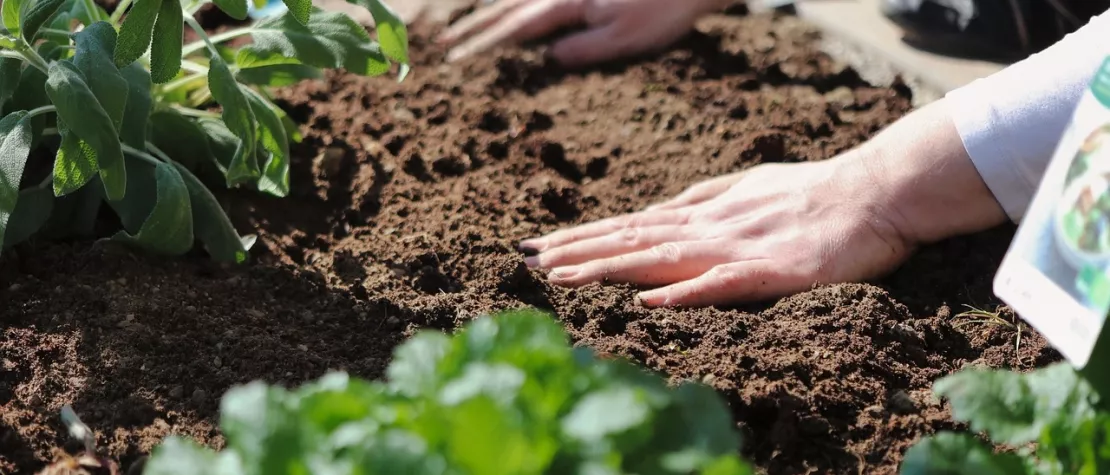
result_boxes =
[0,10,1057,475]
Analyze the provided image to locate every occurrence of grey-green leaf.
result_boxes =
[212,0,247,20]
[149,109,207,171]
[237,9,390,77]
[235,63,322,87]
[355,0,408,65]
[149,0,182,83]
[111,159,193,255]
[21,0,67,42]
[3,186,53,247]
[0,57,22,108]
[45,60,126,201]
[241,87,288,196]
[114,0,160,67]
[73,21,129,130]
[53,122,98,195]
[172,162,251,264]
[280,0,310,25]
[2,0,23,36]
[119,63,152,149]
[208,58,258,186]
[0,111,33,248]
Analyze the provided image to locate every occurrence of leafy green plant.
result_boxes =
[900,363,1110,475]
[0,0,408,263]
[132,308,754,474]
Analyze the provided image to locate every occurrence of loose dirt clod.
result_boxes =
[0,9,1059,475]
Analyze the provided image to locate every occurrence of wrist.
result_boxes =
[849,99,1009,245]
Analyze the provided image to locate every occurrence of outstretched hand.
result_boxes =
[437,0,729,66]
[519,155,917,308]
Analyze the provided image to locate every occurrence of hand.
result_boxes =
[519,154,916,308]
[519,98,1011,308]
[437,0,729,67]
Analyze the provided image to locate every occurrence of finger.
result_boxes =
[546,240,733,287]
[437,0,528,45]
[445,0,586,63]
[526,225,701,269]
[519,208,692,252]
[645,174,742,211]
[637,260,797,308]
[548,22,627,67]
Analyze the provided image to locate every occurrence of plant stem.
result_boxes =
[171,104,220,119]
[81,0,110,23]
[122,143,166,166]
[183,13,223,59]
[27,105,56,118]
[108,0,135,24]
[181,27,253,58]
[180,60,209,74]
[39,28,74,39]
[145,142,174,163]
[158,72,206,95]
[4,42,50,74]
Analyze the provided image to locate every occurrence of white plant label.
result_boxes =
[995,57,1110,368]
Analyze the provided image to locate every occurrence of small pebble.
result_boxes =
[184,305,197,313]
[8,284,20,291]
[192,389,206,403]
[888,390,918,414]
[214,357,222,368]
[169,386,184,398]
[387,316,400,326]
[297,344,308,351]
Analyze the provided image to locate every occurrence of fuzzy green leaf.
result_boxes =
[172,162,251,263]
[40,175,101,239]
[355,0,408,65]
[149,109,207,171]
[899,433,1031,475]
[143,437,223,475]
[241,87,288,196]
[53,122,98,195]
[0,57,22,108]
[119,63,152,149]
[114,0,160,67]
[21,0,66,42]
[212,0,247,20]
[2,0,23,36]
[933,363,1097,446]
[235,63,321,87]
[236,8,389,76]
[111,159,193,255]
[10,65,48,146]
[45,60,125,200]
[0,111,33,248]
[3,186,53,247]
[74,21,129,129]
[207,58,258,186]
[149,0,182,83]
[280,0,310,25]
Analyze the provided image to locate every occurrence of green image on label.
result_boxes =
[1092,57,1110,109]
[1077,264,1110,321]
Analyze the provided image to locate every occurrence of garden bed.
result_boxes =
[0,7,1059,474]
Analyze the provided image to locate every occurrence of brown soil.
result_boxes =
[1,8,1059,475]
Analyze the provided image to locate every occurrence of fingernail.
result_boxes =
[548,266,580,280]
[637,291,665,307]
[518,239,544,254]
[524,256,540,268]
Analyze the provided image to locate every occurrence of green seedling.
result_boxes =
[141,308,756,474]
[900,363,1110,475]
[952,304,1026,357]
[0,0,408,263]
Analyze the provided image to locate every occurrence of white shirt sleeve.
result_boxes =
[946,10,1110,222]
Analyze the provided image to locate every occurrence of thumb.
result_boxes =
[548,22,627,67]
